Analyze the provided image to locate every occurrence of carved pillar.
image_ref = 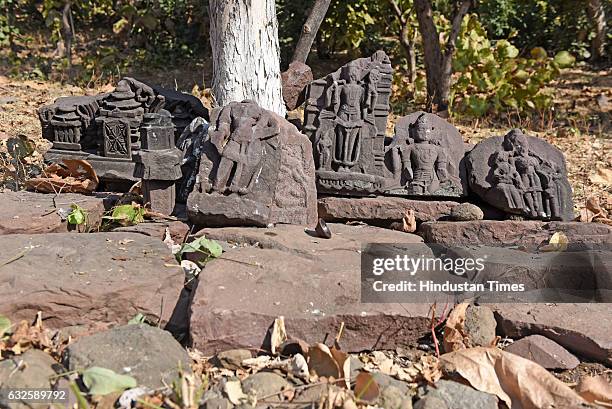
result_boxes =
[134,111,183,215]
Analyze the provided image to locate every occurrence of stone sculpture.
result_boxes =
[303,51,393,195]
[387,111,466,197]
[38,77,206,214]
[183,100,317,227]
[304,53,466,198]
[466,129,573,220]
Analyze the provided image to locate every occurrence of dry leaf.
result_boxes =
[419,355,442,384]
[589,168,612,186]
[354,371,380,403]
[307,343,340,379]
[440,347,586,409]
[270,316,287,355]
[539,231,568,252]
[443,302,470,352]
[330,347,351,389]
[25,159,98,194]
[224,380,247,405]
[575,375,612,404]
[402,209,417,233]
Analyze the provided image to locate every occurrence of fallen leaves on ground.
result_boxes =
[575,375,612,405]
[354,372,380,403]
[82,366,137,396]
[25,158,98,194]
[443,302,470,352]
[439,346,586,409]
[577,196,612,225]
[539,231,569,252]
[270,316,287,355]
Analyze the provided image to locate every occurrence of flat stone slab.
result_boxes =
[190,223,433,354]
[493,304,611,365]
[0,232,185,330]
[419,220,612,247]
[0,191,114,234]
[504,334,580,370]
[318,196,460,225]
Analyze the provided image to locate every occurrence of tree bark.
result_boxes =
[388,0,417,83]
[209,0,286,116]
[292,0,332,64]
[587,0,607,61]
[413,0,470,111]
[61,1,73,69]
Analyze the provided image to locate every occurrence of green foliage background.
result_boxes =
[0,0,609,118]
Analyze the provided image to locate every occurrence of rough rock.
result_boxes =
[64,324,191,389]
[0,349,58,409]
[419,220,612,247]
[189,223,433,354]
[281,61,313,111]
[0,232,185,330]
[414,396,448,409]
[463,305,497,347]
[0,190,113,234]
[241,372,291,402]
[449,203,484,221]
[504,334,580,369]
[466,130,573,220]
[380,385,413,409]
[113,220,190,243]
[421,379,498,409]
[318,196,460,226]
[186,100,317,227]
[493,304,612,364]
[201,397,233,409]
[211,349,253,370]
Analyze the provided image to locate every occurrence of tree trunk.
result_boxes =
[413,0,470,111]
[587,0,607,61]
[61,1,73,69]
[292,0,332,64]
[209,0,286,116]
[400,24,417,83]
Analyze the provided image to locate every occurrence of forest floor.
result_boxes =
[1,64,610,216]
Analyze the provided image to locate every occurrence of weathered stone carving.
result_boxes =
[387,111,465,197]
[184,100,317,227]
[304,53,465,198]
[39,77,206,196]
[134,111,183,215]
[303,51,393,195]
[466,129,573,220]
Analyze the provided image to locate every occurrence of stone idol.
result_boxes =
[303,52,466,198]
[182,100,317,227]
[38,78,208,213]
[386,112,466,197]
[466,129,573,221]
[303,51,393,195]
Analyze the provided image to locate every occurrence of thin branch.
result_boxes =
[387,0,406,25]
[445,0,471,57]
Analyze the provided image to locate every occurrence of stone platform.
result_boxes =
[189,223,434,354]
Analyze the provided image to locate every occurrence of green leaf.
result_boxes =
[82,367,137,396]
[0,315,11,337]
[553,51,575,68]
[530,47,547,60]
[177,236,223,266]
[104,204,145,226]
[67,205,86,226]
[128,313,146,325]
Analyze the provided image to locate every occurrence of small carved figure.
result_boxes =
[209,100,280,195]
[316,129,333,170]
[397,114,449,195]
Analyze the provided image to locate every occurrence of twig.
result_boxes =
[0,248,29,268]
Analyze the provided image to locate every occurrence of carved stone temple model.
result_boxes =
[303,52,466,198]
[38,77,208,214]
[466,129,574,221]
